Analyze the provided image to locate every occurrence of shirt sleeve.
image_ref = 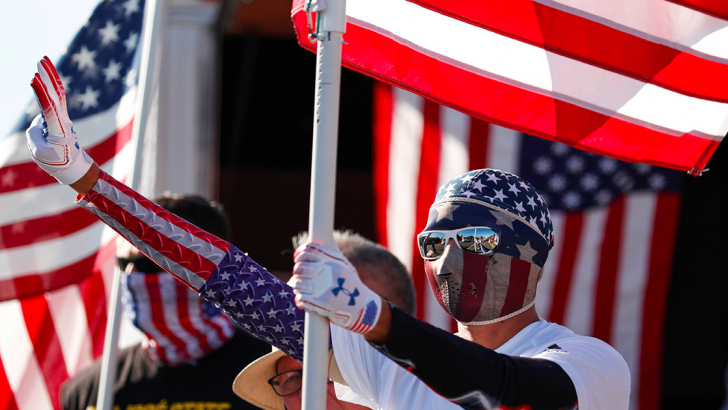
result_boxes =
[369,305,580,410]
[76,170,312,360]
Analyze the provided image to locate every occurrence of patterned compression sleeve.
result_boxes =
[371,306,578,410]
[76,170,308,361]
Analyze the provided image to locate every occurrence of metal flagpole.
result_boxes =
[95,0,164,408]
[301,0,347,408]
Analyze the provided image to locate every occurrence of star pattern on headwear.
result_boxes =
[433,203,460,223]
[516,242,539,263]
[435,169,554,246]
[489,208,515,230]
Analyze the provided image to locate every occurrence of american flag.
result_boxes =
[372,83,683,410]
[0,1,144,408]
[292,0,728,175]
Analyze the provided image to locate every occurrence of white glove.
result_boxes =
[292,243,383,335]
[26,56,94,185]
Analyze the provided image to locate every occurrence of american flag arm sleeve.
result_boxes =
[76,170,312,361]
[370,305,578,410]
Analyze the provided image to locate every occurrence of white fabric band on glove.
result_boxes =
[292,243,383,335]
[26,57,94,185]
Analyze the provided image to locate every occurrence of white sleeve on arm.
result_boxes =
[536,336,631,410]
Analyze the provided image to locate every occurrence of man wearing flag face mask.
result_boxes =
[61,194,270,410]
[292,169,631,409]
[29,57,628,410]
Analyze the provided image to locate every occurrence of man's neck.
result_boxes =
[455,306,540,350]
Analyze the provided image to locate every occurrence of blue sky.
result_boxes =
[0,0,101,139]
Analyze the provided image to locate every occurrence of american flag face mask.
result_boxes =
[121,270,235,365]
[421,169,552,325]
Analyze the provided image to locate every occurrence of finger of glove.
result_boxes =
[39,57,69,119]
[289,274,313,295]
[30,73,64,139]
[295,293,333,317]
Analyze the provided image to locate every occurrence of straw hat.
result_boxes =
[233,347,288,410]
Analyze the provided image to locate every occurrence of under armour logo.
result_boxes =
[332,278,359,306]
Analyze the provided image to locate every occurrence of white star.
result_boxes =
[515,201,526,213]
[286,304,297,316]
[548,175,566,192]
[472,180,486,192]
[102,59,122,83]
[242,323,251,330]
[297,337,304,345]
[516,242,538,263]
[281,338,290,345]
[234,312,245,318]
[486,173,501,183]
[262,293,273,303]
[433,203,460,222]
[519,180,531,190]
[249,265,259,273]
[526,196,537,210]
[540,212,548,226]
[98,20,120,46]
[58,73,72,89]
[124,68,137,87]
[444,183,456,194]
[460,174,474,183]
[72,45,97,71]
[565,156,584,173]
[551,143,569,156]
[563,192,581,209]
[234,253,243,262]
[250,311,260,320]
[255,278,266,287]
[634,163,652,174]
[489,209,515,230]
[599,158,618,174]
[220,272,231,281]
[267,308,279,318]
[74,86,100,111]
[492,189,507,202]
[122,0,141,17]
[205,289,216,298]
[291,322,301,332]
[533,157,552,174]
[243,296,254,306]
[238,282,248,291]
[580,174,599,191]
[278,289,290,298]
[529,216,539,229]
[265,335,274,343]
[226,300,236,307]
[123,31,139,54]
[274,324,284,333]
[507,183,521,195]
[648,174,666,189]
[462,190,475,198]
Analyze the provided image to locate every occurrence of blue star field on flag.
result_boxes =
[13,0,144,134]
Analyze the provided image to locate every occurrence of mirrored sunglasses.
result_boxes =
[116,254,162,274]
[268,369,303,397]
[417,226,499,260]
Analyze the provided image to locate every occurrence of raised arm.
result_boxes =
[27,57,311,361]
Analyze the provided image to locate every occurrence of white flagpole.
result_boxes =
[95,0,164,409]
[302,0,347,408]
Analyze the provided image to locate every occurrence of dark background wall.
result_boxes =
[217,33,728,409]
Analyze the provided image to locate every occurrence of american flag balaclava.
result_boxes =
[422,169,553,325]
[122,271,235,365]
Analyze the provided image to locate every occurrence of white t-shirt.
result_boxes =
[331,319,630,410]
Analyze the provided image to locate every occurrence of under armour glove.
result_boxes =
[292,243,383,335]
[26,56,94,185]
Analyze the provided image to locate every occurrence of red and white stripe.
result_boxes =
[0,90,137,409]
[373,84,678,410]
[293,0,728,174]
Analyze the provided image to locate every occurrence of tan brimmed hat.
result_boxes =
[233,347,287,410]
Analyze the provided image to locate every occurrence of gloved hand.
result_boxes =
[26,56,94,185]
[292,243,383,335]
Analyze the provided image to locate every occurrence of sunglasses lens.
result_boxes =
[269,370,303,396]
[457,228,498,254]
[418,232,447,259]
